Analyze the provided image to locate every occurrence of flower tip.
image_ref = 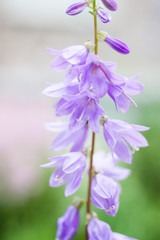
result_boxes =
[101,0,118,11]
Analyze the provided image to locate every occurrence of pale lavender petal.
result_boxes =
[123,129,149,147]
[62,45,88,65]
[40,156,67,168]
[44,121,68,132]
[114,139,132,164]
[125,75,144,96]
[116,93,131,113]
[51,131,75,151]
[103,125,116,149]
[63,152,85,174]
[65,170,83,197]
[71,126,89,151]
[47,48,62,55]
[91,67,109,98]
[87,218,112,240]
[79,63,92,91]
[51,56,70,71]
[42,82,65,97]
[112,232,138,240]
[130,124,150,132]
[56,99,76,116]
[49,167,70,187]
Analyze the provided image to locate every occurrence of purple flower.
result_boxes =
[50,124,89,152]
[108,74,144,113]
[56,205,79,240]
[87,218,112,240]
[101,0,118,11]
[41,152,86,196]
[66,1,88,16]
[91,174,120,216]
[87,218,137,240]
[105,35,130,54]
[77,53,120,98]
[112,232,138,240]
[56,90,105,133]
[47,45,89,71]
[93,151,131,181]
[103,119,149,164]
[97,8,111,23]
[43,81,79,97]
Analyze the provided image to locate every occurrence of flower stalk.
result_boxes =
[86,1,98,239]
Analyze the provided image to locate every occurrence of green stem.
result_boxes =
[86,1,98,239]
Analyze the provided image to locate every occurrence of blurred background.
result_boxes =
[0,0,160,239]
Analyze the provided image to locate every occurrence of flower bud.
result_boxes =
[98,31,130,54]
[56,205,79,240]
[101,0,118,11]
[97,8,111,23]
[66,1,88,16]
[105,35,130,54]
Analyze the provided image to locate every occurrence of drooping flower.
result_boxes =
[112,232,138,240]
[43,81,79,97]
[103,119,149,164]
[93,151,131,181]
[56,90,105,133]
[101,0,118,11]
[56,205,79,240]
[41,152,86,196]
[108,74,144,113]
[47,45,89,71]
[66,1,88,16]
[76,53,121,98]
[87,218,137,240]
[48,123,89,151]
[97,8,111,23]
[87,218,112,240]
[91,174,120,216]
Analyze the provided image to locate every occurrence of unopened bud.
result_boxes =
[66,1,88,16]
[101,0,118,11]
[97,8,111,23]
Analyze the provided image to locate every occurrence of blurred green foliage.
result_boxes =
[0,102,160,240]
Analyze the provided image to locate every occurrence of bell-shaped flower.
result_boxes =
[108,73,144,113]
[43,81,79,97]
[93,151,131,181]
[77,53,121,98]
[46,121,88,151]
[101,0,118,11]
[103,119,149,164]
[66,1,88,16]
[56,90,105,133]
[87,218,112,240]
[97,8,111,23]
[47,44,89,71]
[56,205,79,240]
[112,232,138,240]
[87,217,137,240]
[91,174,120,216]
[41,152,86,196]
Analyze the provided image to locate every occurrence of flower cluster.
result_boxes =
[42,1,149,239]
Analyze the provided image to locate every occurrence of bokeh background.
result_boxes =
[0,0,160,239]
